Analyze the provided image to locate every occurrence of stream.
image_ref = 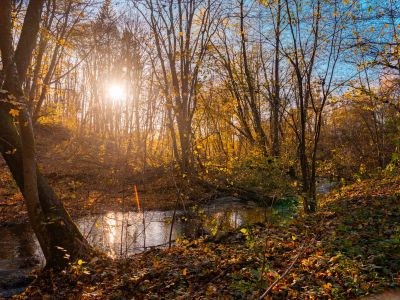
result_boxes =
[0,197,280,297]
[0,179,336,297]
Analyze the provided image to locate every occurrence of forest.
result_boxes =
[0,0,399,298]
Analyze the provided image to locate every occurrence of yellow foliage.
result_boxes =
[9,108,20,118]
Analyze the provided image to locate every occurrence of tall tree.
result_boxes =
[0,0,92,268]
[283,0,344,212]
[136,0,221,172]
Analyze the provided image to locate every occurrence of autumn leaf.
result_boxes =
[323,282,332,292]
[9,108,20,117]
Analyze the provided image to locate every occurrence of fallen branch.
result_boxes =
[258,241,307,299]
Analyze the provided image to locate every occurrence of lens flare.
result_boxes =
[108,84,125,101]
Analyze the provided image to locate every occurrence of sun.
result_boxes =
[108,84,125,101]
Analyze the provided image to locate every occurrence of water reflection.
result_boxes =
[0,225,44,297]
[0,199,270,267]
[0,200,272,272]
[77,200,267,257]
[0,225,43,270]
[79,210,179,256]
[0,199,268,296]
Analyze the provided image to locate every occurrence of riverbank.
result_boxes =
[1,124,283,226]
[0,163,214,225]
[13,176,400,299]
[0,124,219,225]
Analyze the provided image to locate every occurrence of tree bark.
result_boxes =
[272,0,281,157]
[0,0,92,269]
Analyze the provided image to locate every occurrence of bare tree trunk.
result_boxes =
[240,0,268,154]
[272,0,281,157]
[0,0,92,269]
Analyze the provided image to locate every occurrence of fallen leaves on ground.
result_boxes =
[14,177,400,299]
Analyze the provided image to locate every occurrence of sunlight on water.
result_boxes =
[0,199,270,272]
[0,199,273,296]
[228,211,242,228]
[77,201,266,257]
[79,210,183,257]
